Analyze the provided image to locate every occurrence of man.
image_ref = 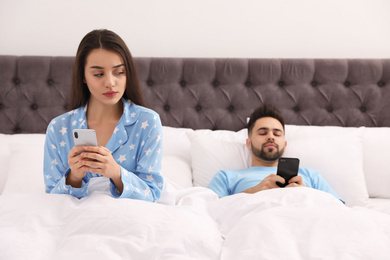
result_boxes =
[207,104,343,202]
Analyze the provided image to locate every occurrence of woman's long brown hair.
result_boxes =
[68,29,145,110]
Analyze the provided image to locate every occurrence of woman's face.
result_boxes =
[84,48,126,107]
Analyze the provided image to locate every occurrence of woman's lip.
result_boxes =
[103,91,118,97]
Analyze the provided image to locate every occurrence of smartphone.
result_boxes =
[276,157,300,187]
[73,129,98,151]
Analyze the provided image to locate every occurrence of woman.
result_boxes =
[43,29,163,201]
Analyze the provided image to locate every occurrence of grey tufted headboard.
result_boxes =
[1,55,390,134]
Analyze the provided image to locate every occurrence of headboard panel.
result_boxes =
[1,55,390,134]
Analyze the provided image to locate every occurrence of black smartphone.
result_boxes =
[276,157,300,187]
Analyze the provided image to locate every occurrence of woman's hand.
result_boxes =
[76,146,119,177]
[67,146,92,188]
[72,146,123,193]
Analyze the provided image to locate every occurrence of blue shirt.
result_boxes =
[43,99,163,201]
[207,167,343,202]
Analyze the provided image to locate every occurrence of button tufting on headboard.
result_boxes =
[13,126,21,134]
[378,81,386,87]
[278,81,285,87]
[13,78,21,85]
[228,105,235,112]
[147,80,154,86]
[47,79,54,86]
[2,56,390,133]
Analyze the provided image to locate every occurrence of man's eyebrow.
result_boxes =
[89,64,124,69]
[256,127,283,132]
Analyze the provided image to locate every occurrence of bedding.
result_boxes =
[209,188,390,259]
[0,187,223,260]
[1,56,390,259]
[1,125,390,260]
[1,182,389,259]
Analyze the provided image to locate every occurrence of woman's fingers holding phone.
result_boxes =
[69,146,87,158]
[82,146,121,179]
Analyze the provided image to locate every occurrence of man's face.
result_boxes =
[246,117,287,164]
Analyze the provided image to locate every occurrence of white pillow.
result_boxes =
[194,128,248,143]
[161,156,193,188]
[188,127,369,207]
[2,142,46,194]
[161,126,248,165]
[8,134,47,145]
[0,134,11,194]
[187,132,251,187]
[362,128,390,199]
[283,128,368,207]
[285,125,358,140]
[162,126,194,165]
[1,134,46,195]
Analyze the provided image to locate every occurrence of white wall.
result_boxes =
[1,0,389,58]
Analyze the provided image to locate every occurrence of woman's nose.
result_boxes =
[105,74,115,88]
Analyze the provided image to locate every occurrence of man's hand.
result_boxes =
[242,174,306,194]
[242,173,284,194]
[285,175,306,188]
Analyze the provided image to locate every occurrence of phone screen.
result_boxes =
[276,157,300,187]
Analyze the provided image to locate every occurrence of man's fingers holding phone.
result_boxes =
[273,174,286,187]
[265,173,286,188]
[285,175,306,187]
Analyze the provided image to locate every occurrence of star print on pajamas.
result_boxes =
[141,121,149,129]
[118,154,126,163]
[43,98,163,202]
[59,127,67,135]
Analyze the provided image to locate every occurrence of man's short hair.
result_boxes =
[247,104,285,135]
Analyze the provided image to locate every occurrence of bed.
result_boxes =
[1,56,390,259]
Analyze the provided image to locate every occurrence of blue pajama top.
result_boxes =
[207,167,343,202]
[43,99,163,201]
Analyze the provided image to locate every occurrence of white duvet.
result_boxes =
[1,185,390,260]
[209,187,390,260]
[0,185,223,260]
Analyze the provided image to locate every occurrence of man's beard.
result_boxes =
[251,142,285,163]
